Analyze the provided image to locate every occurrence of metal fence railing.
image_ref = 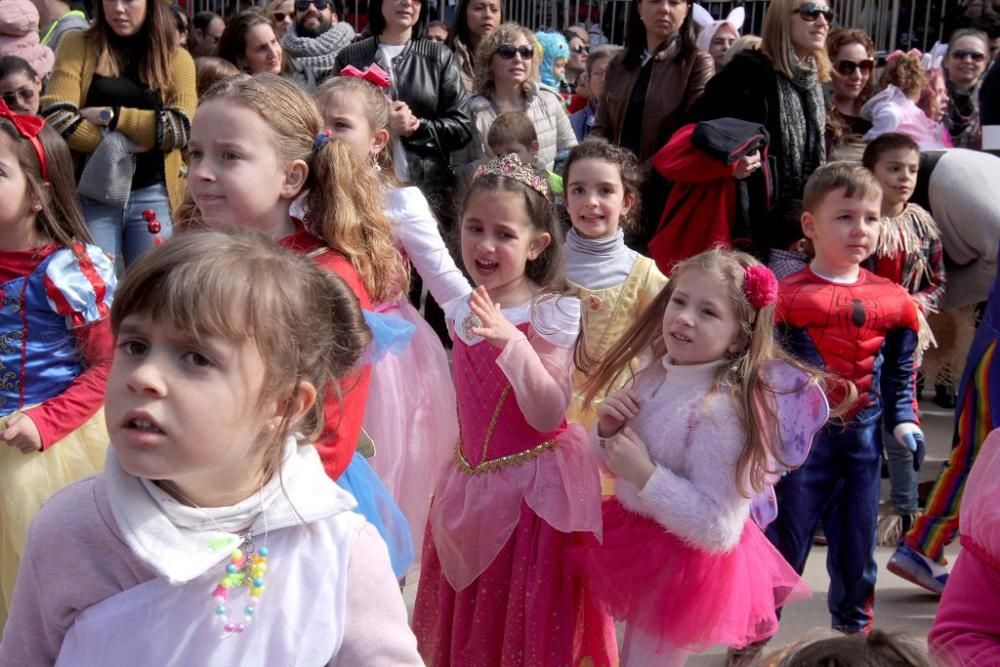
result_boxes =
[187,0,953,56]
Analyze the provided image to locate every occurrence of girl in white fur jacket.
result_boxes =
[574,249,827,666]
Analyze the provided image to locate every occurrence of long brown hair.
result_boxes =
[110,228,372,486]
[0,121,93,249]
[825,28,875,141]
[582,248,840,497]
[180,74,407,304]
[89,0,178,102]
[216,9,293,76]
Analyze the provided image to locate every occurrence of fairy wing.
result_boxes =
[750,360,830,528]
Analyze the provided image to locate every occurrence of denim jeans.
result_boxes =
[885,425,919,514]
[80,182,173,270]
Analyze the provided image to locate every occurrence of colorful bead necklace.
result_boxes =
[210,532,270,637]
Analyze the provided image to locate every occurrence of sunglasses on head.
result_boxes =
[792,2,833,23]
[496,44,534,60]
[294,0,330,12]
[571,44,589,54]
[952,49,987,63]
[835,58,873,76]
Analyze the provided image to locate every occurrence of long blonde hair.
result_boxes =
[761,0,831,81]
[179,74,407,304]
[582,249,844,497]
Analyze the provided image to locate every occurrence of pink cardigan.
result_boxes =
[930,428,1000,666]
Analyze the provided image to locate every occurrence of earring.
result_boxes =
[370,157,382,174]
[32,203,42,212]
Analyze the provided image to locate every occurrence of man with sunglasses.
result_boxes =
[281,0,355,88]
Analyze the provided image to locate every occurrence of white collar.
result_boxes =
[105,438,355,584]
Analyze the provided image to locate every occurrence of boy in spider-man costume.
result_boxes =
[766,163,923,634]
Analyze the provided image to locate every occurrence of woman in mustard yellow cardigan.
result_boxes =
[41,0,195,268]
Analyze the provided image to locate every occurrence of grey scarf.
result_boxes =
[281,22,355,82]
[775,56,826,198]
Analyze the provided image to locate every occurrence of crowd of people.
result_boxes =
[0,0,997,664]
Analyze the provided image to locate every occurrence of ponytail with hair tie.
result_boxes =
[313,129,333,153]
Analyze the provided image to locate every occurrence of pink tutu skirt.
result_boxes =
[576,498,809,652]
[364,299,458,559]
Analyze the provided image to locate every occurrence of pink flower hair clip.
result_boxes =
[743,264,778,310]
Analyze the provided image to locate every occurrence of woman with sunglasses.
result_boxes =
[0,56,41,116]
[694,0,831,267]
[825,27,874,160]
[944,28,991,149]
[266,0,294,39]
[453,23,577,172]
[40,0,196,269]
[447,0,501,94]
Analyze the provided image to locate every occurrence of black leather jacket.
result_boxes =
[335,37,472,217]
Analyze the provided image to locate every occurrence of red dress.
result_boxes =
[279,224,371,481]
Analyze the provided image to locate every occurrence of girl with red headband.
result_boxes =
[0,101,116,626]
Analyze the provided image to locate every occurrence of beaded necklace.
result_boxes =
[211,533,269,636]
[160,482,271,639]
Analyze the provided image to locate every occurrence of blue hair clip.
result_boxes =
[313,129,332,152]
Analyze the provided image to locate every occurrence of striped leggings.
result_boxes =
[905,338,999,563]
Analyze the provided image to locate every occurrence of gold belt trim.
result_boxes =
[454,437,559,475]
[455,383,559,474]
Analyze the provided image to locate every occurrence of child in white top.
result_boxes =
[577,249,827,666]
[0,230,422,666]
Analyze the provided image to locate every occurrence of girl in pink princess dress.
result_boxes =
[577,249,824,666]
[411,153,616,666]
[314,69,459,562]
[862,50,952,149]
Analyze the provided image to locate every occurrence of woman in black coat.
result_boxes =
[694,0,831,264]
[334,0,471,220]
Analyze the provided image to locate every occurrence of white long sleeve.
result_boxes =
[384,187,470,307]
[613,359,751,554]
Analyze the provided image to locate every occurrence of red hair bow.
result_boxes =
[339,64,391,89]
[0,100,47,180]
[887,48,922,64]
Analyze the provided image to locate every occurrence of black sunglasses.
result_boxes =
[295,0,330,11]
[273,11,289,20]
[835,58,873,76]
[496,44,534,60]
[1,87,36,105]
[571,44,589,54]
[952,49,987,63]
[792,2,834,23]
